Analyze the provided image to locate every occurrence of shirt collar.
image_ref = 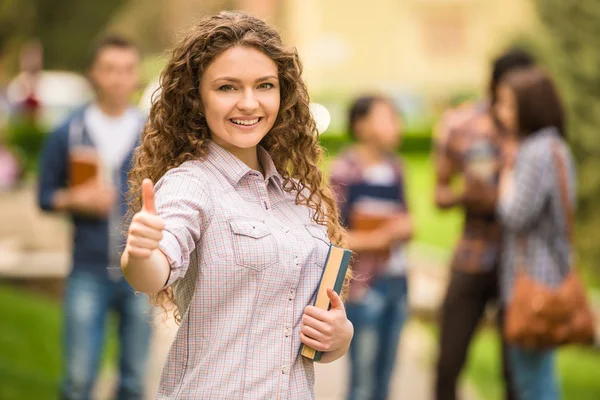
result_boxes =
[206,141,284,187]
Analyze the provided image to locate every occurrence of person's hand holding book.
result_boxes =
[56,179,116,217]
[300,287,353,363]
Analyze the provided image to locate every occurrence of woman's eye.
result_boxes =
[218,85,235,92]
[258,83,275,90]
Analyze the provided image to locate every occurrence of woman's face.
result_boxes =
[200,46,281,153]
[495,84,518,136]
[355,100,402,151]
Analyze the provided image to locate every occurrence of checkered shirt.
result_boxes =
[155,141,330,399]
[497,128,575,302]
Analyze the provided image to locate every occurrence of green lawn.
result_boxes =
[465,328,600,400]
[0,284,117,400]
[0,284,62,399]
[401,153,463,249]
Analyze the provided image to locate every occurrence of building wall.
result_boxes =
[282,0,540,100]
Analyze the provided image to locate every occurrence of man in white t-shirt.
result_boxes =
[38,36,150,400]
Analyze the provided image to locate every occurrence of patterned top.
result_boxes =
[497,128,575,302]
[155,141,330,399]
[329,147,408,299]
[435,102,503,273]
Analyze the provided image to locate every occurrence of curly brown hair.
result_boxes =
[127,11,350,321]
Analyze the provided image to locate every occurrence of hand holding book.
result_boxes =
[300,287,353,361]
[67,180,116,217]
[300,245,353,362]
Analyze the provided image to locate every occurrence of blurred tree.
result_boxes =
[30,0,126,71]
[1,0,126,71]
[535,0,600,281]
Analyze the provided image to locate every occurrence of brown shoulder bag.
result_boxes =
[504,143,596,349]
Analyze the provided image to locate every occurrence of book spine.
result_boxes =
[311,249,352,362]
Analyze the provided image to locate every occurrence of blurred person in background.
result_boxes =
[433,49,535,400]
[330,95,413,400]
[495,67,573,400]
[37,36,150,400]
[0,31,22,190]
[13,38,43,122]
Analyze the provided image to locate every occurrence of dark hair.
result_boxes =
[348,95,396,139]
[490,49,535,104]
[502,67,566,138]
[88,35,139,67]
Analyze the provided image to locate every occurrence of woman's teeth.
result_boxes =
[231,118,260,126]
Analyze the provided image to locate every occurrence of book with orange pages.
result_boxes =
[68,148,100,188]
[349,210,391,257]
[300,244,352,361]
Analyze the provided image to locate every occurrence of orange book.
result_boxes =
[68,148,99,188]
[349,210,391,257]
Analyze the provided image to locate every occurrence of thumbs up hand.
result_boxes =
[300,288,354,354]
[126,179,166,260]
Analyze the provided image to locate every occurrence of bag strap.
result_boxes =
[551,141,574,246]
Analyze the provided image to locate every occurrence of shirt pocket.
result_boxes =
[304,224,331,268]
[229,218,278,271]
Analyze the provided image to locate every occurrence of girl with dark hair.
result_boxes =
[120,11,353,399]
[496,67,573,400]
[330,95,413,400]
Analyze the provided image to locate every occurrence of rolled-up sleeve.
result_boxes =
[155,164,212,286]
[497,141,551,232]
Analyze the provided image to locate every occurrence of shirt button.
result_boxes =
[282,365,289,374]
[289,289,295,300]
[284,327,291,337]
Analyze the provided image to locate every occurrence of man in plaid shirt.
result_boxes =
[433,50,534,400]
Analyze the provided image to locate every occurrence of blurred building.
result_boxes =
[280,0,539,99]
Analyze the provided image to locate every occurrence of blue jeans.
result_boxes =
[509,346,560,400]
[61,270,152,400]
[346,276,409,400]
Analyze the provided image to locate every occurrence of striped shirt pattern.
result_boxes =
[155,141,330,399]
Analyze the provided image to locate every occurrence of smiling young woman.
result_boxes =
[120,10,353,400]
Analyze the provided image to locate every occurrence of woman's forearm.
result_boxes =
[121,248,171,293]
[316,345,349,364]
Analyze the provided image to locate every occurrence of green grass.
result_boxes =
[0,284,62,400]
[465,328,600,400]
[401,153,463,250]
[0,284,118,400]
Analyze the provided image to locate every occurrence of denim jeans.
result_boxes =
[509,346,559,400]
[345,275,408,400]
[61,270,152,400]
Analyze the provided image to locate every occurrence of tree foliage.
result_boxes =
[2,0,125,71]
[535,0,600,280]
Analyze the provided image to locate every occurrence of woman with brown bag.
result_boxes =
[495,67,595,400]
